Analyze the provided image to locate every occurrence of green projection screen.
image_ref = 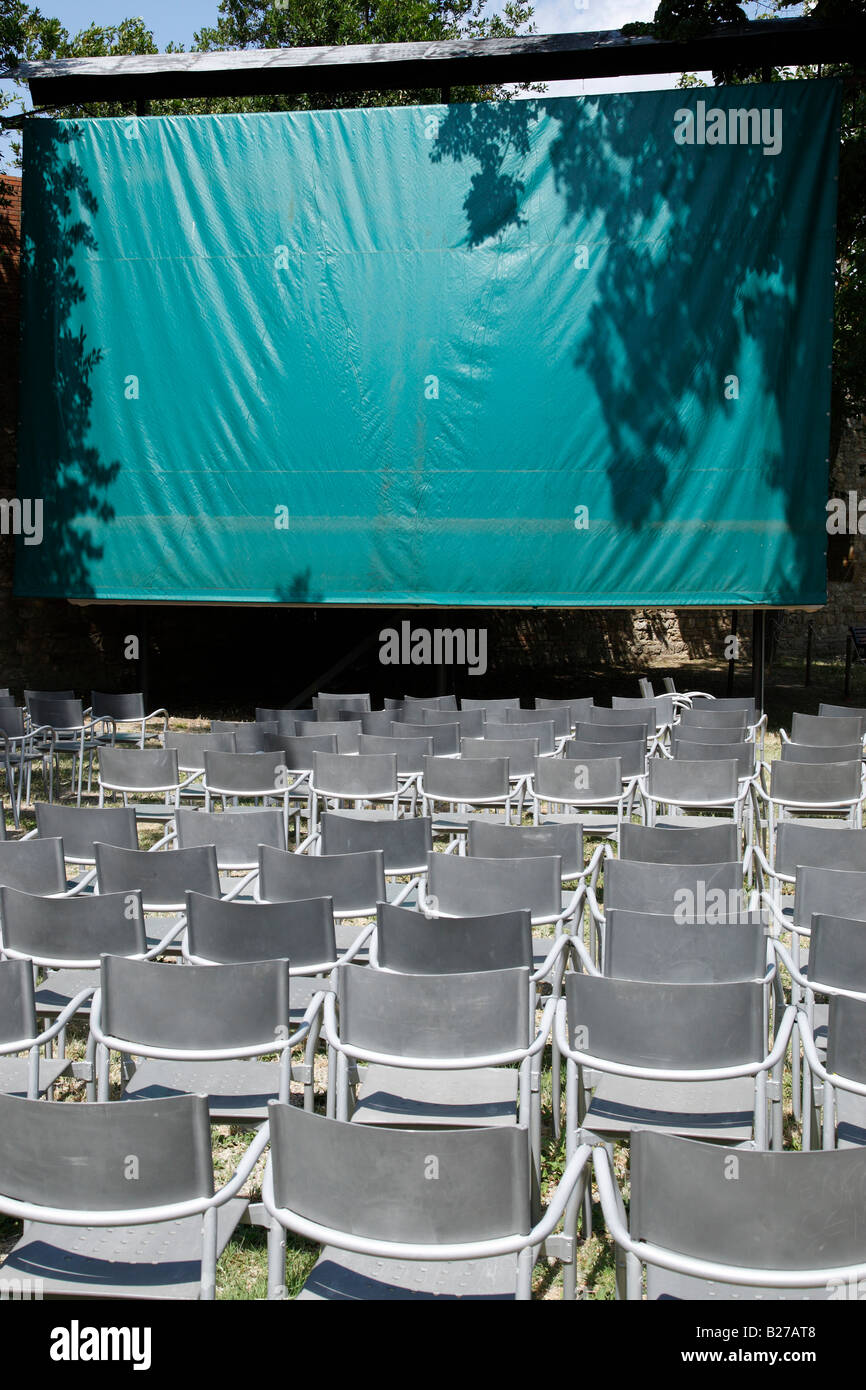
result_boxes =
[15,80,840,606]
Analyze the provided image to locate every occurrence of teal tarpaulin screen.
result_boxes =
[16,81,840,606]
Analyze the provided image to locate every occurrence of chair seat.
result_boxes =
[646,1266,832,1301]
[121,1059,285,1122]
[540,813,618,837]
[835,1089,866,1148]
[351,1063,518,1127]
[430,811,509,833]
[0,1056,72,1097]
[583,1075,755,1141]
[1,1201,247,1300]
[35,969,99,1016]
[297,1246,519,1300]
[652,814,736,830]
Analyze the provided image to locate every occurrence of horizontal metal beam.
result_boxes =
[17,20,858,106]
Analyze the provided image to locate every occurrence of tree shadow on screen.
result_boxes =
[15,122,119,597]
[430,94,806,599]
[274,567,323,603]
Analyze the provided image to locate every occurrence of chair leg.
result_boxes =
[267,1219,288,1299]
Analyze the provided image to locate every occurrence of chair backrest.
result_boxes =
[770,759,862,806]
[263,732,338,768]
[503,705,570,738]
[0,838,66,895]
[422,755,509,802]
[603,859,743,918]
[646,758,739,803]
[359,710,399,735]
[0,706,26,738]
[669,723,747,745]
[774,823,866,879]
[301,720,362,745]
[533,756,622,802]
[28,696,84,730]
[426,850,561,920]
[826,994,866,1084]
[565,973,763,1066]
[375,901,533,974]
[619,822,738,865]
[338,962,531,1055]
[809,915,866,994]
[185,891,336,969]
[402,694,457,711]
[790,712,865,746]
[356,732,434,774]
[90,691,146,722]
[175,807,286,867]
[314,693,372,721]
[780,742,863,765]
[422,708,484,737]
[566,737,644,778]
[587,707,652,737]
[629,1131,866,1274]
[394,721,459,756]
[100,954,291,1049]
[678,707,748,731]
[269,1104,531,1244]
[462,736,538,777]
[99,747,180,791]
[204,751,288,794]
[312,751,397,798]
[0,1091,214,1212]
[0,958,35,1042]
[34,803,138,861]
[466,818,583,878]
[793,866,866,933]
[535,697,595,727]
[0,885,146,963]
[819,703,866,729]
[163,731,235,770]
[670,740,755,780]
[460,697,521,713]
[484,720,555,755]
[256,708,306,733]
[24,690,75,703]
[574,721,648,745]
[211,721,272,753]
[612,694,675,727]
[603,909,767,983]
[689,697,756,719]
[320,811,432,874]
[258,845,386,915]
[94,842,220,908]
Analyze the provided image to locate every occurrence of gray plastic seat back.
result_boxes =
[422,708,484,737]
[375,901,533,974]
[781,741,863,765]
[604,908,767,983]
[690,697,756,718]
[320,812,431,874]
[256,708,307,733]
[809,915,866,994]
[95,842,220,906]
[310,720,363,741]
[574,722,648,745]
[827,995,866,1083]
[315,693,371,721]
[264,732,337,768]
[536,697,594,726]
[0,838,66,895]
[313,751,397,797]
[163,732,234,770]
[403,694,458,711]
[460,697,521,713]
[269,1103,531,1242]
[775,823,866,878]
[210,721,271,753]
[629,1131,866,1271]
[0,885,146,962]
[0,707,26,738]
[484,720,554,754]
[34,803,138,860]
[0,958,35,1042]
[101,954,290,1049]
[612,694,675,727]
[204,751,287,794]
[396,721,459,756]
[356,733,433,774]
[647,758,739,802]
[534,756,622,802]
[0,1091,213,1211]
[671,739,755,779]
[567,738,644,778]
[176,807,286,865]
[678,707,748,731]
[791,713,864,746]
[427,851,561,919]
[792,866,866,933]
[338,962,530,1056]
[466,819,583,877]
[359,710,399,735]
[91,691,145,722]
[771,759,862,805]
[587,707,652,737]
[423,755,509,801]
[566,973,763,1066]
[462,737,538,777]
[669,723,747,746]
[100,747,179,790]
[186,891,336,969]
[28,697,84,730]
[259,845,386,914]
[604,859,743,917]
[504,705,570,738]
[819,704,866,730]
[620,822,738,865]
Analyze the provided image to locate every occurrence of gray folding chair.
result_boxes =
[800,993,866,1151]
[98,747,189,822]
[175,807,286,887]
[211,720,274,752]
[0,958,80,1098]
[530,756,637,848]
[0,1091,266,1299]
[94,840,220,954]
[567,735,646,781]
[503,704,571,745]
[484,720,555,756]
[309,751,399,835]
[315,693,372,720]
[90,691,168,749]
[356,732,434,812]
[640,758,748,841]
[422,708,485,738]
[0,837,67,899]
[203,751,294,844]
[420,755,513,839]
[27,696,112,806]
[33,802,138,876]
[90,955,321,1123]
[256,844,407,955]
[592,1131,866,1300]
[393,719,459,756]
[535,697,595,730]
[585,858,748,967]
[263,732,337,842]
[461,696,521,713]
[619,821,739,865]
[317,810,432,881]
[756,760,865,859]
[598,909,772,986]
[264,1104,591,1301]
[782,712,866,748]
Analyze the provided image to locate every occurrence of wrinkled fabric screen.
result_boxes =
[16,81,840,605]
